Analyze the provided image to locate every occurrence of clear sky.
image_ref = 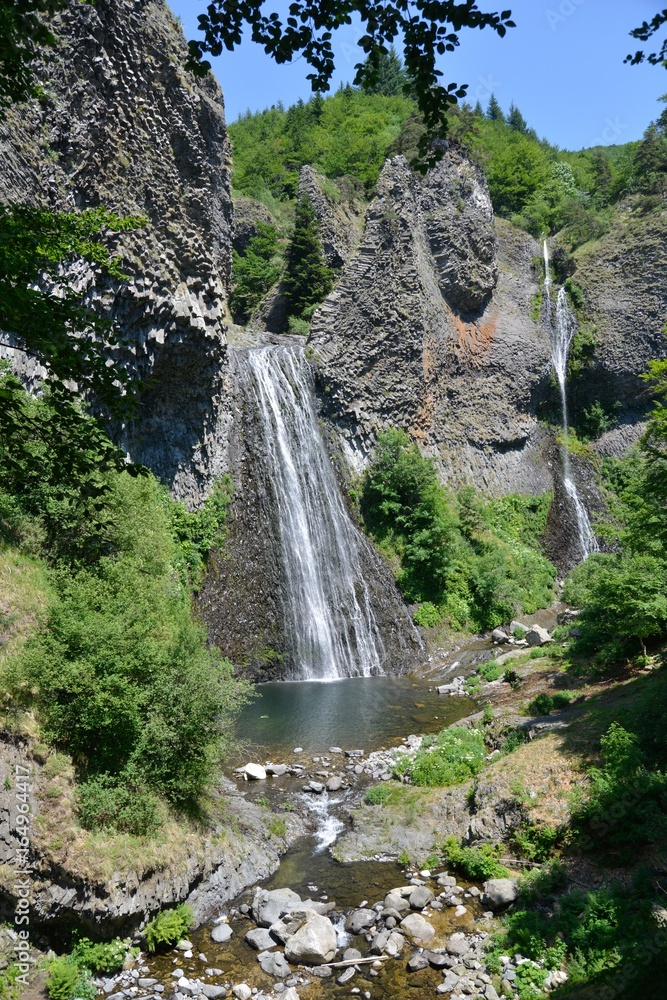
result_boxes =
[168,0,667,150]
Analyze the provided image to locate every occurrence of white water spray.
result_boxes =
[543,241,598,560]
[242,345,385,680]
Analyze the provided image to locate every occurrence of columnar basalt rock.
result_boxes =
[297,165,365,269]
[0,0,233,506]
[309,152,555,495]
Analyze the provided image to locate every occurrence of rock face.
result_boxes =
[298,166,365,269]
[309,152,554,495]
[0,0,233,506]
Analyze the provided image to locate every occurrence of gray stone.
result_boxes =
[245,927,276,951]
[425,952,453,969]
[257,950,291,979]
[266,764,288,777]
[407,954,429,972]
[525,625,552,647]
[446,934,469,957]
[272,909,337,965]
[409,886,434,910]
[309,967,332,979]
[491,629,509,643]
[384,892,410,914]
[326,776,343,792]
[346,908,376,934]
[253,888,302,928]
[482,879,519,911]
[200,987,227,999]
[210,924,233,944]
[484,985,499,1000]
[138,980,157,988]
[336,968,355,985]
[231,987,252,1000]
[399,914,435,946]
[384,931,405,957]
[438,972,461,994]
[176,941,193,951]
[342,948,362,962]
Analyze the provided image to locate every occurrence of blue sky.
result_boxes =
[168,0,667,150]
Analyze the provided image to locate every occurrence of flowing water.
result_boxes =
[242,345,385,680]
[543,241,598,561]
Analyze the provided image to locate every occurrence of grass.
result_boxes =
[0,544,51,684]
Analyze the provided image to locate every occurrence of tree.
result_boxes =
[626,10,667,65]
[283,197,332,320]
[632,95,667,195]
[507,101,528,133]
[187,2,515,170]
[360,46,409,97]
[230,222,282,322]
[486,93,505,122]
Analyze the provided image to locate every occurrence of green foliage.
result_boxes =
[162,475,232,586]
[1,378,247,828]
[512,823,560,863]
[145,905,193,953]
[413,602,441,628]
[360,47,408,97]
[442,835,510,880]
[564,277,584,309]
[394,726,486,787]
[230,223,282,322]
[361,431,556,631]
[0,204,143,412]
[283,197,332,320]
[527,692,573,716]
[189,2,515,172]
[45,959,79,1000]
[70,937,133,975]
[0,1,70,112]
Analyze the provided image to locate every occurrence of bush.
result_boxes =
[395,727,486,787]
[512,823,560,862]
[527,692,573,716]
[45,960,79,1000]
[442,836,510,880]
[76,777,162,837]
[145,905,194,953]
[70,938,132,975]
[413,602,441,627]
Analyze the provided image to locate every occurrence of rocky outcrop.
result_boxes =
[0,737,306,943]
[232,197,276,253]
[297,166,365,269]
[310,152,553,495]
[568,205,667,446]
[0,0,233,506]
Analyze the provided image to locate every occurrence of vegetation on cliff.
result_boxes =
[0,367,247,835]
[359,428,555,631]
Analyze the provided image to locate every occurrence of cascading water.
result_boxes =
[543,241,598,561]
[241,344,385,681]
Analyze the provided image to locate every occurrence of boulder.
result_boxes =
[266,764,288,777]
[210,924,233,944]
[407,954,429,972]
[492,628,509,643]
[273,909,338,965]
[384,892,410,914]
[399,913,435,945]
[252,887,302,928]
[257,950,291,978]
[482,878,519,911]
[445,933,469,956]
[525,625,552,647]
[244,763,267,780]
[245,927,277,951]
[231,987,252,1000]
[409,886,434,910]
[346,908,376,934]
[326,776,343,792]
[384,931,405,957]
[201,987,227,999]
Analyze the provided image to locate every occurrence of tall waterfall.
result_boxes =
[543,241,598,561]
[241,345,385,681]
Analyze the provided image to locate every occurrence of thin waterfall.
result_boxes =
[241,344,385,681]
[543,241,598,560]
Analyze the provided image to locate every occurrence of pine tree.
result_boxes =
[360,47,409,97]
[507,102,528,133]
[486,93,505,122]
[473,100,484,117]
[283,197,333,321]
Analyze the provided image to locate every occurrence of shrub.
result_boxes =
[77,776,162,837]
[394,727,486,787]
[70,937,133,975]
[512,823,560,862]
[413,602,441,628]
[145,905,194,953]
[45,960,79,1000]
[442,836,510,880]
[527,692,573,716]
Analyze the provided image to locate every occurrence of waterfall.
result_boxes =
[543,242,598,561]
[241,344,385,681]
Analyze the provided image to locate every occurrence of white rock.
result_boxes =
[210,923,233,944]
[244,763,267,780]
[232,986,252,1000]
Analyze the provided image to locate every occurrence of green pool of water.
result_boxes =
[234,675,476,760]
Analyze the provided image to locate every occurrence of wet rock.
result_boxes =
[210,924,233,944]
[407,954,429,972]
[245,927,277,951]
[346,908,376,934]
[231,987,252,1000]
[200,986,227,999]
[399,914,435,946]
[266,764,288,777]
[308,782,324,794]
[176,941,194,951]
[310,967,332,979]
[409,887,433,910]
[326,776,343,792]
[438,971,462,994]
[424,952,453,969]
[384,931,405,957]
[253,888,302,928]
[446,933,469,957]
[257,950,291,978]
[482,879,519,911]
[343,948,363,962]
[384,893,410,914]
[243,763,267,780]
[337,968,355,985]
